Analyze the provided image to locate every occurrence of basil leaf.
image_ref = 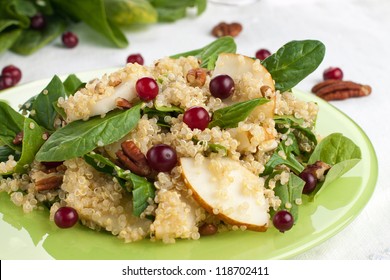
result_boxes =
[30,75,67,131]
[170,36,236,70]
[262,40,325,92]
[63,74,85,96]
[272,173,305,222]
[308,133,362,198]
[13,118,46,174]
[51,0,128,48]
[209,98,270,129]
[0,145,20,162]
[36,104,142,162]
[84,152,155,216]
[0,101,25,151]
[104,0,158,25]
[10,16,66,55]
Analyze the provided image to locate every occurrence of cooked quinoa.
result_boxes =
[0,54,319,243]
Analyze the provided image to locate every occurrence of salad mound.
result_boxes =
[0,38,361,243]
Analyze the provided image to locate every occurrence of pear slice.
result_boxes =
[180,157,269,231]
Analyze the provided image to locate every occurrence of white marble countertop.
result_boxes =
[1,0,389,260]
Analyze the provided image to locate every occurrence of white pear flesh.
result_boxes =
[180,157,269,231]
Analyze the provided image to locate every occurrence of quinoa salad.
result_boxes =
[0,38,362,244]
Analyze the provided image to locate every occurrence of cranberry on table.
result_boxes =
[255,48,271,60]
[127,53,144,65]
[323,67,343,80]
[183,106,210,131]
[2,65,22,84]
[54,206,79,228]
[135,77,159,101]
[0,75,15,90]
[209,74,235,99]
[299,170,318,194]
[30,13,46,30]
[146,144,177,173]
[62,32,79,48]
[273,210,294,233]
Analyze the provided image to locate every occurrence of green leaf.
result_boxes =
[30,75,67,131]
[170,36,236,70]
[51,0,128,48]
[10,16,66,55]
[208,143,227,156]
[104,0,158,25]
[149,0,206,21]
[0,145,20,162]
[0,28,22,53]
[10,0,37,17]
[272,173,305,222]
[262,40,325,92]
[36,104,142,162]
[308,133,362,198]
[84,152,155,216]
[208,98,270,129]
[13,118,46,174]
[0,101,25,151]
[63,74,85,96]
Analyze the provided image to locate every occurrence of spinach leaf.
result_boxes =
[0,145,20,162]
[208,98,270,129]
[0,28,22,53]
[30,75,67,131]
[308,133,361,198]
[36,104,142,162]
[262,40,325,92]
[143,104,183,127]
[0,101,25,151]
[13,118,46,174]
[10,16,66,55]
[51,0,128,48]
[149,0,206,22]
[170,36,236,70]
[84,152,155,216]
[272,173,305,222]
[63,74,85,96]
[104,0,157,25]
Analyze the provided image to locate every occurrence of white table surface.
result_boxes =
[1,0,389,260]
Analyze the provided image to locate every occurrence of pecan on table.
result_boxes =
[211,22,243,38]
[311,79,372,101]
[116,140,151,177]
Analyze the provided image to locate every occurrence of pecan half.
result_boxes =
[35,174,63,192]
[311,80,372,101]
[116,140,151,177]
[186,68,207,87]
[211,22,243,37]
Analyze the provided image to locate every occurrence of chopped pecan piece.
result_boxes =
[116,98,132,109]
[35,175,63,192]
[116,140,151,177]
[12,131,24,145]
[311,80,372,101]
[186,68,207,87]
[211,22,243,37]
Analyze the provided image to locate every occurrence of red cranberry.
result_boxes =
[135,77,159,101]
[323,67,343,80]
[127,53,144,65]
[147,144,178,172]
[183,106,210,131]
[255,48,271,60]
[0,76,14,90]
[2,65,22,84]
[54,207,79,228]
[273,210,294,233]
[62,32,79,48]
[209,75,235,99]
[30,13,46,30]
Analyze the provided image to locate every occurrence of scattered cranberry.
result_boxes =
[30,13,46,30]
[209,74,235,99]
[323,67,343,80]
[299,170,318,194]
[147,144,178,173]
[135,77,159,101]
[54,207,79,228]
[0,75,15,90]
[127,53,144,65]
[62,31,79,48]
[2,65,22,84]
[183,106,210,131]
[273,210,294,233]
[255,48,271,60]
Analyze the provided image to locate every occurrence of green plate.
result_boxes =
[0,70,378,260]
